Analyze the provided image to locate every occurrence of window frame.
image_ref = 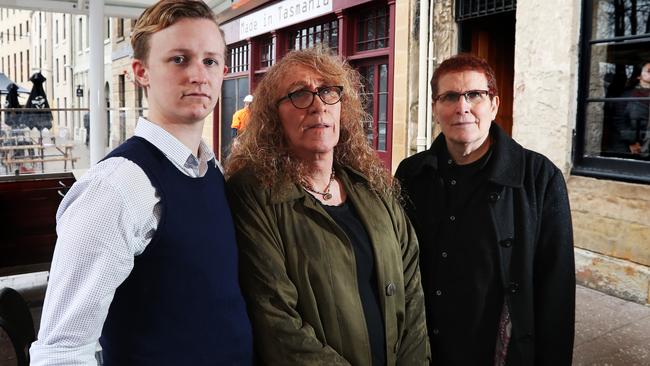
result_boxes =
[573,0,650,184]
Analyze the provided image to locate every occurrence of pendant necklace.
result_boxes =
[302,170,335,201]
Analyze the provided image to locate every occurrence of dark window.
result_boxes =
[63,55,67,81]
[289,20,338,52]
[227,43,249,73]
[456,0,517,21]
[260,37,275,68]
[119,74,126,143]
[56,58,59,83]
[356,7,389,51]
[78,18,82,50]
[358,62,389,151]
[117,18,124,38]
[575,0,650,183]
[19,52,23,81]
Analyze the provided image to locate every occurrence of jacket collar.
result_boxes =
[268,165,368,204]
[417,123,525,188]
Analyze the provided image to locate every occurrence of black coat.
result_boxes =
[395,123,575,366]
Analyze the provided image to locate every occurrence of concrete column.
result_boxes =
[512,1,582,174]
[89,0,106,165]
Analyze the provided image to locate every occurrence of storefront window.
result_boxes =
[260,37,275,68]
[289,20,338,53]
[356,6,389,51]
[575,0,650,182]
[227,43,249,74]
[358,62,389,152]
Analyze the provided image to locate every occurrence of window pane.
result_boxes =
[356,6,389,51]
[584,100,650,160]
[592,0,650,39]
[378,122,387,151]
[586,42,649,98]
[289,20,338,53]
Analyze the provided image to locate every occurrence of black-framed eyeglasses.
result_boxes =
[276,86,344,109]
[434,89,492,105]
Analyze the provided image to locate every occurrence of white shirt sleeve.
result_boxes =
[29,157,160,366]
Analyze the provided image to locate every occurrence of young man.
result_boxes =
[30,1,253,365]
[396,54,575,366]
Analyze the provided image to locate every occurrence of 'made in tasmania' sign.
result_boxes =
[239,0,333,39]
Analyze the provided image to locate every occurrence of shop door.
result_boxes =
[220,77,249,159]
[356,59,392,168]
[459,12,515,135]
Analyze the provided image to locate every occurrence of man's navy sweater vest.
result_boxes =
[98,137,252,365]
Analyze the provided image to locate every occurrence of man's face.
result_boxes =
[433,70,499,153]
[133,18,227,126]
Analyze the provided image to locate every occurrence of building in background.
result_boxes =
[52,12,73,137]
[0,9,33,99]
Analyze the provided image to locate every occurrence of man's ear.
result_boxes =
[132,59,149,87]
[223,65,229,76]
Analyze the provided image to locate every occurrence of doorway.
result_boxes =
[459,12,515,135]
[220,77,249,159]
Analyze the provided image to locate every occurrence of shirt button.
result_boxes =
[441,252,448,258]
[488,192,501,202]
[450,179,457,186]
[435,290,442,296]
[449,215,456,221]
[447,159,453,165]
[433,328,440,335]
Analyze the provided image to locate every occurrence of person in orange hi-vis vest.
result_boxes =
[231,94,253,137]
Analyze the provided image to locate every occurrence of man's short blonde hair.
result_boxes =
[131,0,224,64]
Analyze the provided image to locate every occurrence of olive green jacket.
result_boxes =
[226,166,430,366]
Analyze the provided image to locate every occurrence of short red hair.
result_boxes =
[430,53,498,98]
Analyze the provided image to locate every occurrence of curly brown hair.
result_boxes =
[225,47,395,196]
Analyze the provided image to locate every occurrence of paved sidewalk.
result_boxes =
[574,285,650,365]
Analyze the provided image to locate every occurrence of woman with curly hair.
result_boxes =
[225,47,429,365]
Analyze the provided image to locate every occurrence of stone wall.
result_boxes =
[512,0,581,174]
[569,176,650,304]
[390,0,413,169]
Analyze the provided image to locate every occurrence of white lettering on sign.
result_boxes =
[239,0,332,39]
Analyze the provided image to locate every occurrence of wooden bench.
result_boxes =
[1,144,77,173]
[0,173,75,276]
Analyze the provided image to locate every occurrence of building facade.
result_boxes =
[217,0,396,167]
[397,0,650,304]
[0,8,32,91]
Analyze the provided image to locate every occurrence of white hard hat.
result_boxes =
[243,95,254,103]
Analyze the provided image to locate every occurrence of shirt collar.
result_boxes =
[417,123,524,188]
[134,117,216,176]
